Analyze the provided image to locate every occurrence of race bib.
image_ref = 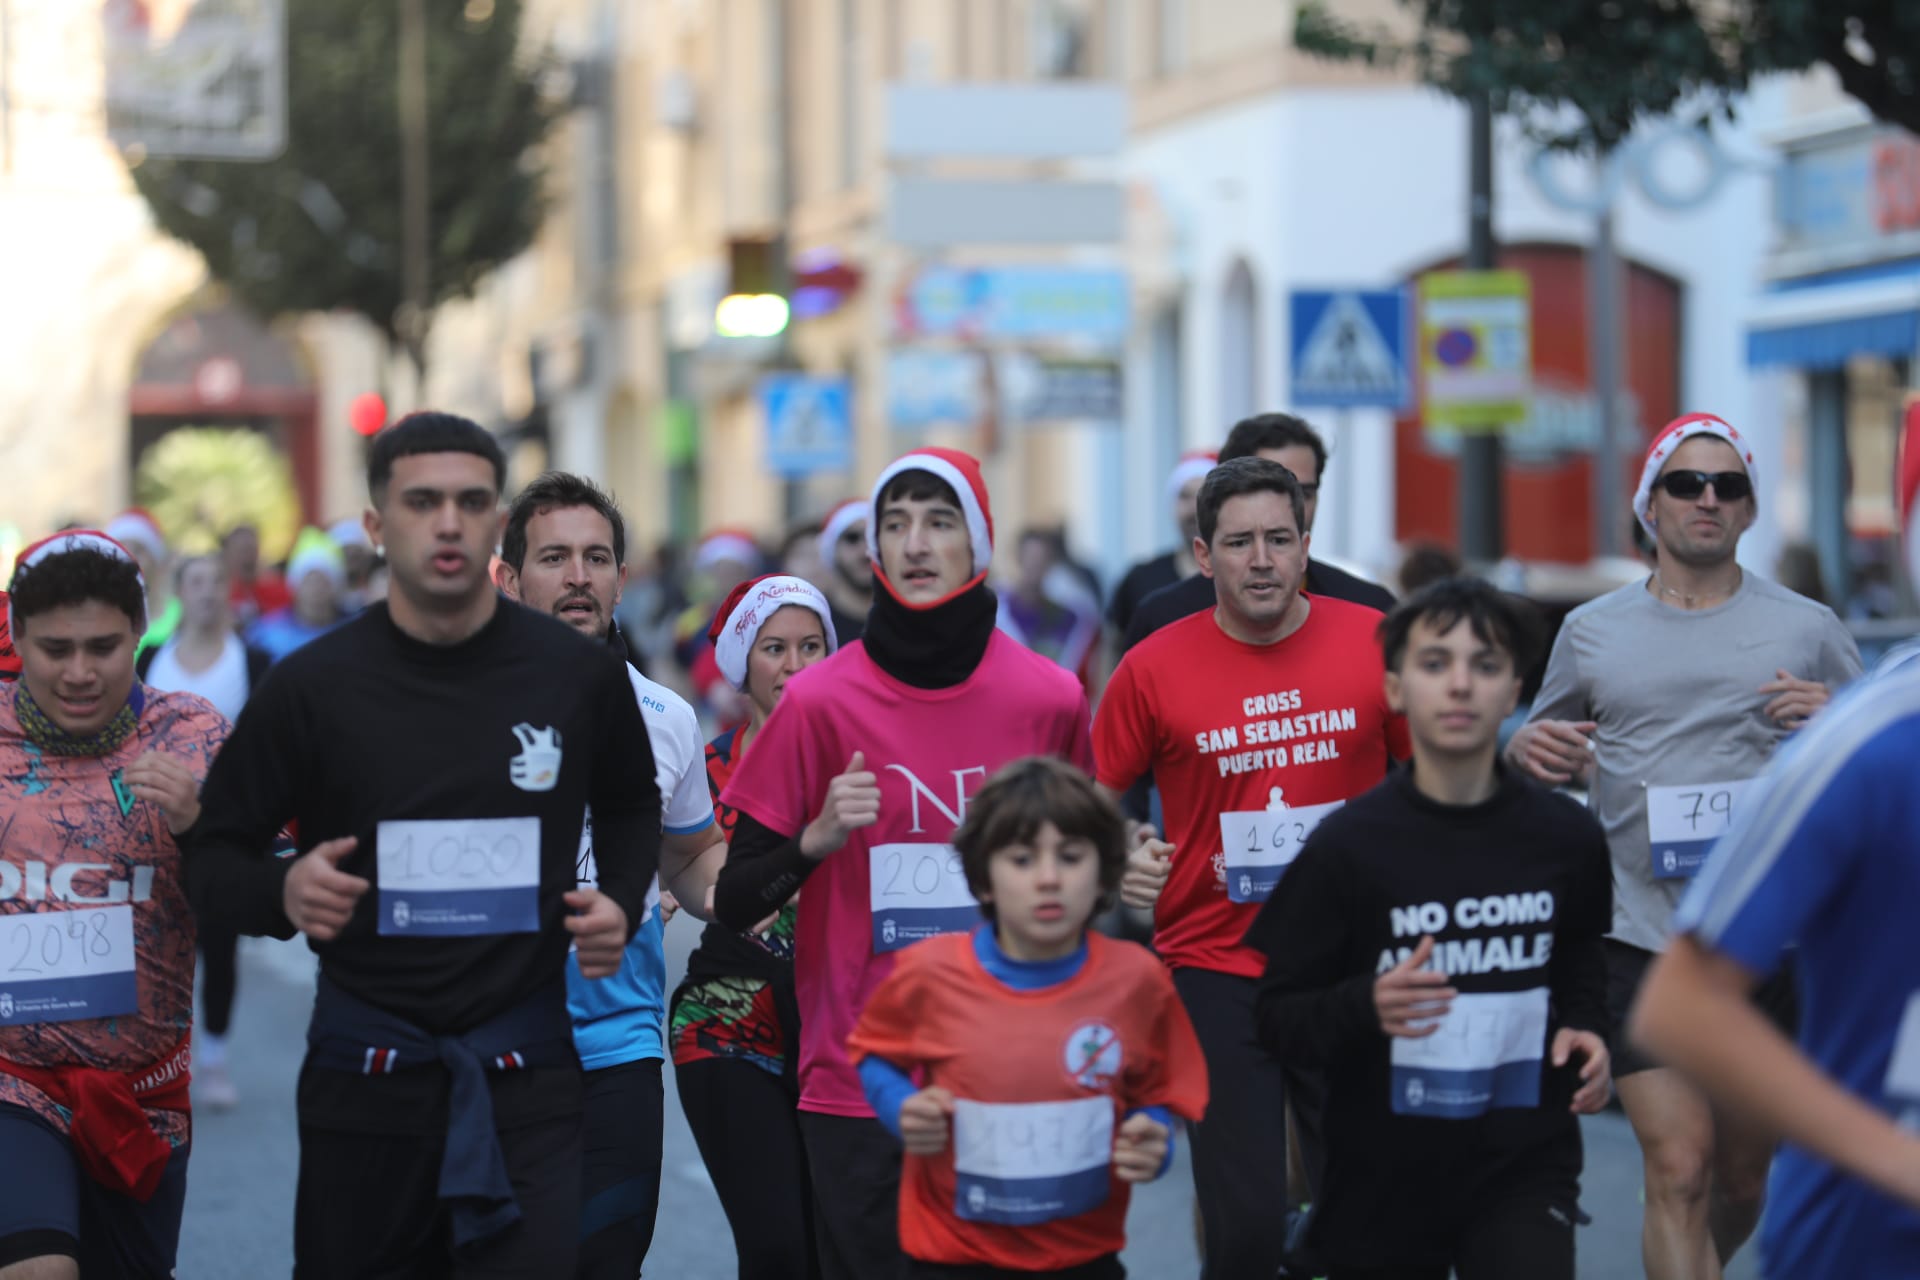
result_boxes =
[1884,992,1920,1129]
[1647,780,1753,880]
[377,817,541,937]
[869,843,977,954]
[1390,987,1549,1119]
[1220,795,1344,903]
[0,905,137,1026]
[952,1096,1114,1226]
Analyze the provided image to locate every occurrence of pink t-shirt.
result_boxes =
[720,633,1094,1115]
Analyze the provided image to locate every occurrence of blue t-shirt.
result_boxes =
[567,666,714,1069]
[246,608,341,664]
[1676,669,1920,1278]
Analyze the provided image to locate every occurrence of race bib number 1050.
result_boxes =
[378,817,541,937]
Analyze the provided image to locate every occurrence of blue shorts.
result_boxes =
[0,1103,189,1278]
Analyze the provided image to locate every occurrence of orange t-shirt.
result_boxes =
[847,931,1209,1270]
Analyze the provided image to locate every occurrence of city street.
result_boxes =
[179,929,1762,1279]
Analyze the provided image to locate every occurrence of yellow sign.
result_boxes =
[1420,270,1531,430]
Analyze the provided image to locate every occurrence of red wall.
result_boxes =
[1394,244,1682,563]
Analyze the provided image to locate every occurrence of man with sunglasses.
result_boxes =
[1509,412,1861,1280]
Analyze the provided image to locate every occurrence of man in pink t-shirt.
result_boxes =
[715,448,1093,1280]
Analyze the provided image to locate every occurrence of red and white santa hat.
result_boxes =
[818,499,867,572]
[1165,449,1219,508]
[694,529,764,575]
[1899,401,1920,578]
[8,530,148,638]
[1632,412,1759,538]
[104,509,166,562]
[707,573,838,689]
[865,448,995,579]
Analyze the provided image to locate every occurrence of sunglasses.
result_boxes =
[1654,470,1751,502]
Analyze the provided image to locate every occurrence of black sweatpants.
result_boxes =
[294,1108,583,1279]
[578,1059,664,1278]
[677,1057,818,1280]
[797,1110,904,1280]
[199,923,238,1037]
[1324,1177,1577,1280]
[1172,967,1295,1280]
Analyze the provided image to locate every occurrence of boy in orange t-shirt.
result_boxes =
[848,757,1209,1278]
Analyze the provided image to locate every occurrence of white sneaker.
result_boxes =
[197,1061,239,1111]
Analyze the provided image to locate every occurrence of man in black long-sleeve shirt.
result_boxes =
[186,413,660,1279]
[1246,578,1611,1280]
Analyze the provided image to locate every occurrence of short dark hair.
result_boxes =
[1220,413,1328,478]
[1196,457,1307,546]
[1396,540,1464,596]
[1376,576,1545,674]
[952,757,1126,923]
[500,472,627,572]
[779,520,824,565]
[9,548,146,635]
[877,469,962,514]
[172,553,225,592]
[366,411,507,504]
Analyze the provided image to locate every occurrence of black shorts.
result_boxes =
[1606,940,1799,1078]
[0,1103,189,1278]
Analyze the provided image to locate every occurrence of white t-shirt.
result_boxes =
[145,633,250,723]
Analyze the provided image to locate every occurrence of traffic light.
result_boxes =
[716,236,789,338]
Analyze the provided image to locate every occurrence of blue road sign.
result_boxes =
[760,374,854,478]
[1288,288,1412,409]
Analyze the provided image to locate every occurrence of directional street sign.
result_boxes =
[759,374,853,478]
[1288,289,1413,409]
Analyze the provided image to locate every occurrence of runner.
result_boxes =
[0,531,227,1278]
[220,522,289,629]
[185,412,663,1278]
[1093,456,1407,1278]
[1000,529,1102,688]
[672,573,840,1280]
[712,447,1094,1280]
[1106,450,1215,642]
[495,470,729,1278]
[1628,409,1920,1277]
[246,528,349,663]
[1507,412,1861,1280]
[817,499,872,644]
[137,553,274,1112]
[1121,414,1392,654]
[850,757,1209,1280]
[1247,577,1613,1279]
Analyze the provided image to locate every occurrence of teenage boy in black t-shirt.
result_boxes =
[1245,577,1612,1280]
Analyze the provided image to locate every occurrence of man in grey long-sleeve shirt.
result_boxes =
[1508,413,1860,1280]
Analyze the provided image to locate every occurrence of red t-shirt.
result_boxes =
[1094,596,1408,978]
[848,931,1209,1270]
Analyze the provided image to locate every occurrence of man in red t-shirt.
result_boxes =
[1093,456,1407,1279]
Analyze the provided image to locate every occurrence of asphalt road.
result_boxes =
[177,928,1764,1279]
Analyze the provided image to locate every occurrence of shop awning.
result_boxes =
[1747,259,1920,369]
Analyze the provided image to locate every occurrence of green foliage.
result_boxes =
[1296,1,1920,151]
[131,0,559,368]
[134,427,302,560]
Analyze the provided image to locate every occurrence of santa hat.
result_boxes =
[1166,450,1219,508]
[1900,401,1920,578]
[866,448,994,578]
[1632,413,1759,538]
[286,528,346,592]
[818,499,867,571]
[694,530,763,574]
[9,530,148,639]
[105,509,166,562]
[707,574,838,689]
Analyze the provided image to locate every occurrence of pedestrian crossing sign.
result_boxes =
[1288,288,1413,409]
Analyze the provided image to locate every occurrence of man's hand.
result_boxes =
[1554,1028,1613,1114]
[1373,935,1457,1038]
[1509,719,1598,786]
[124,751,202,835]
[1761,670,1829,731]
[1119,838,1173,911]
[1112,1112,1171,1184]
[283,837,370,942]
[800,752,881,860]
[658,890,680,926]
[565,888,630,978]
[899,1085,955,1156]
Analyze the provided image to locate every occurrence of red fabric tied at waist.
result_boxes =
[0,1039,191,1202]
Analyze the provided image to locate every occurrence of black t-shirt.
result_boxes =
[1106,551,1183,637]
[1121,557,1395,653]
[1244,764,1610,1267]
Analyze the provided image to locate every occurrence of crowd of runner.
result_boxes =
[0,404,1916,1279]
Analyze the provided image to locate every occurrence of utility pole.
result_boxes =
[398,0,431,389]
[1588,193,1624,558]
[1458,89,1504,562]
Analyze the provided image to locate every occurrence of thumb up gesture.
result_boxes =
[801,752,882,860]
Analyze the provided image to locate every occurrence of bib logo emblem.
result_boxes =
[1663,849,1678,875]
[392,899,411,929]
[1238,873,1254,899]
[0,993,12,1019]
[509,724,563,792]
[1064,1021,1123,1089]
[882,918,897,947]
[1405,1077,1426,1108]
[966,1184,987,1216]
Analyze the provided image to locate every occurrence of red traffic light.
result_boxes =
[349,393,387,437]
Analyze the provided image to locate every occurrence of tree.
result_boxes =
[1295,1,1920,152]
[131,0,560,378]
